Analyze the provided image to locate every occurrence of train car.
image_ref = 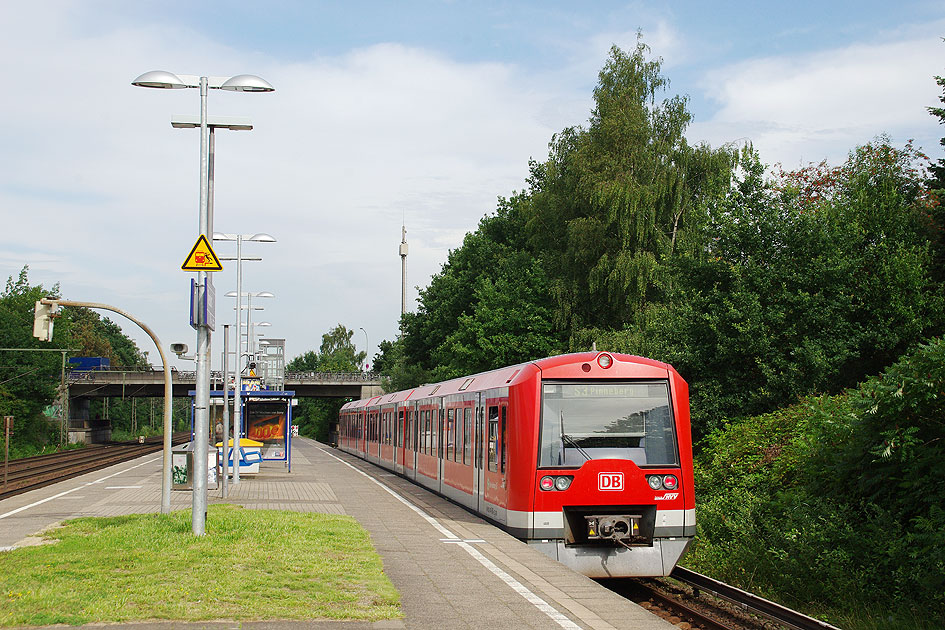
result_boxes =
[338,352,695,578]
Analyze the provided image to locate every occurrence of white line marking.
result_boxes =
[0,457,159,521]
[319,447,582,630]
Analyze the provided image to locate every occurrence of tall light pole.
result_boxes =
[133,71,273,536]
[214,233,275,485]
[246,321,271,364]
[220,324,229,498]
[243,294,273,365]
[359,327,369,371]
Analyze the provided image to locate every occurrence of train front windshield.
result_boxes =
[539,382,678,468]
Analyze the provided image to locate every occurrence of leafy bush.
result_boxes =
[689,337,945,627]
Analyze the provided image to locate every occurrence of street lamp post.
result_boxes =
[214,233,275,485]
[133,71,273,536]
[245,321,271,363]
[244,295,273,363]
[359,327,369,371]
[220,324,229,498]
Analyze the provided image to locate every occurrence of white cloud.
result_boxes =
[690,32,945,168]
[2,2,941,374]
[0,4,574,367]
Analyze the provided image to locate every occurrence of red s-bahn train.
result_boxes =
[338,352,695,578]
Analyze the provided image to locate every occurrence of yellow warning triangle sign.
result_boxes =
[181,234,223,271]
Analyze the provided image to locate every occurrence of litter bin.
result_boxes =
[171,442,219,490]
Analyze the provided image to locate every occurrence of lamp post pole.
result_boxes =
[220,324,229,498]
[233,235,243,485]
[214,233,276,484]
[132,70,273,535]
[191,76,212,536]
[360,327,369,371]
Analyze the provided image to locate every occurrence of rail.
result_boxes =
[670,566,842,630]
[0,433,190,501]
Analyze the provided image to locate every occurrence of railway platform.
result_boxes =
[0,437,677,630]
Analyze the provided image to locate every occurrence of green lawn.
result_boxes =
[0,505,400,626]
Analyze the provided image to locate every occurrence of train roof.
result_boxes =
[340,352,676,411]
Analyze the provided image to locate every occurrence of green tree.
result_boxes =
[524,40,733,335]
[925,68,945,282]
[0,267,67,454]
[398,192,564,382]
[287,324,365,441]
[648,141,942,437]
[67,308,147,367]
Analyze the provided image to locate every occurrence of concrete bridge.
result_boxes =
[67,369,385,400]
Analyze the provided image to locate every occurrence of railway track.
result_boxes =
[0,433,189,501]
[604,567,842,630]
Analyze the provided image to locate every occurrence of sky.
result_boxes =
[1,1,943,372]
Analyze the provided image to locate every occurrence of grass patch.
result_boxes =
[0,505,400,626]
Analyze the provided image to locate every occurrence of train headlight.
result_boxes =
[597,353,613,369]
[540,475,574,491]
[647,475,663,490]
[662,475,678,490]
[554,476,572,491]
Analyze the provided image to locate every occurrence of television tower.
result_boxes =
[399,225,408,319]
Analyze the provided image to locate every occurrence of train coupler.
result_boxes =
[585,514,645,545]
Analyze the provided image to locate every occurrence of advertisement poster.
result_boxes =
[246,402,287,459]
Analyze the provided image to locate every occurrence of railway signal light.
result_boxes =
[33,300,60,342]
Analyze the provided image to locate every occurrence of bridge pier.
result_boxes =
[67,397,112,444]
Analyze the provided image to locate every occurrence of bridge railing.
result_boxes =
[68,367,379,384]
[284,372,380,382]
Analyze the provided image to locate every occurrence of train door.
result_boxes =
[358,410,365,454]
[474,394,484,512]
[407,403,418,480]
[436,407,444,494]
[394,406,404,473]
[480,395,509,523]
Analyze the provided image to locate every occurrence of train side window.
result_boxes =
[446,409,455,462]
[501,406,507,474]
[396,410,402,448]
[476,407,484,467]
[453,411,460,462]
[463,408,471,465]
[424,410,431,455]
[436,408,442,459]
[487,405,499,472]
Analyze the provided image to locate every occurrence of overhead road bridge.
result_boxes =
[67,369,384,400]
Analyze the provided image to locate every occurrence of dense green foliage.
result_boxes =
[368,42,945,627]
[690,337,945,626]
[646,141,942,435]
[287,324,365,442]
[0,266,159,457]
[378,42,944,442]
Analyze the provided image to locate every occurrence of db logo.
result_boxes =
[598,472,624,491]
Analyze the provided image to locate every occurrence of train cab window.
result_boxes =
[538,381,678,468]
[487,405,499,472]
[463,408,471,465]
